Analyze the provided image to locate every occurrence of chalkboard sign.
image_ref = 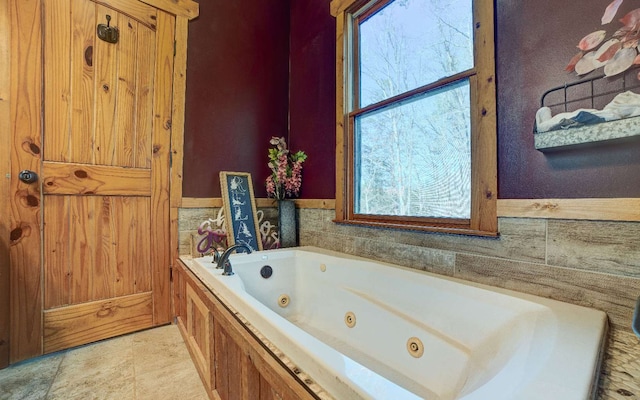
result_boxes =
[219,172,263,252]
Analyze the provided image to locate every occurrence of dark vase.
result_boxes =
[278,199,297,248]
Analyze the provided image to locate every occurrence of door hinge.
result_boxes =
[169,266,173,282]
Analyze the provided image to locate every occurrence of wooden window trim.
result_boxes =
[332,0,498,237]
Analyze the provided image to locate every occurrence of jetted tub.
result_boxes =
[182,246,607,400]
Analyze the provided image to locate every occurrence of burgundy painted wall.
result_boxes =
[182,0,290,198]
[496,0,640,198]
[183,0,640,200]
[288,0,337,199]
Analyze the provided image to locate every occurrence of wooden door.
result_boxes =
[9,0,185,361]
[39,0,175,354]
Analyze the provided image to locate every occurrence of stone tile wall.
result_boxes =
[178,206,640,399]
[298,209,640,333]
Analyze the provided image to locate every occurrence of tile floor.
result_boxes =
[0,325,208,400]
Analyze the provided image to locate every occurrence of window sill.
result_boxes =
[332,218,499,238]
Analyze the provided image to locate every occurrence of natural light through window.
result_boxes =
[358,0,473,108]
[355,0,474,220]
[333,0,497,235]
[355,80,471,219]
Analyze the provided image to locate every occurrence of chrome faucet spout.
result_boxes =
[217,244,252,276]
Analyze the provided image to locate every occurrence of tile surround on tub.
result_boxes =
[547,219,640,278]
[454,253,640,331]
[394,217,548,264]
[178,206,640,399]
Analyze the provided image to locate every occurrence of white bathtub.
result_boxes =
[182,246,607,400]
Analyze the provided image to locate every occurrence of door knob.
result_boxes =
[18,170,38,184]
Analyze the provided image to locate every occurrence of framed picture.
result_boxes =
[219,171,263,251]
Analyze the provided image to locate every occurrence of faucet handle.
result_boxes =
[210,248,221,265]
[221,260,232,275]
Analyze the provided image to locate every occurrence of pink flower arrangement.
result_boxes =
[265,136,307,200]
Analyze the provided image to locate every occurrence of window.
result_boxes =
[331,0,497,236]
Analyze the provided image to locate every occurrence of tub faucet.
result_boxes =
[217,244,252,276]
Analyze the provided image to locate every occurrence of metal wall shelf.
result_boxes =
[534,115,640,151]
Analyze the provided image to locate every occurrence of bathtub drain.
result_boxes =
[278,294,290,308]
[407,337,424,358]
[344,311,356,328]
[260,265,273,279]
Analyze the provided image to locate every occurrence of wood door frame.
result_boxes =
[0,0,11,370]
[2,0,197,366]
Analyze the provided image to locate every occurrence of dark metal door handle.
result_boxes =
[18,170,38,184]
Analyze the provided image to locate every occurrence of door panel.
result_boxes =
[43,195,70,309]
[43,292,153,353]
[39,0,172,352]
[70,0,95,164]
[134,27,156,169]
[9,0,196,365]
[44,196,152,309]
[45,0,157,166]
[43,0,71,163]
[42,162,151,195]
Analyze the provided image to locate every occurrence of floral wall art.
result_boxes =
[567,0,640,77]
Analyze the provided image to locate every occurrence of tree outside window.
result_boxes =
[333,0,497,236]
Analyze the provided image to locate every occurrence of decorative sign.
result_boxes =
[219,172,263,251]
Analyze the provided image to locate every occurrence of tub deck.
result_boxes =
[181,246,607,400]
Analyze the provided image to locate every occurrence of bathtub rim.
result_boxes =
[179,245,608,400]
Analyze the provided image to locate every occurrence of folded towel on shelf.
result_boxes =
[535,107,617,132]
[535,90,640,133]
[603,90,640,118]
